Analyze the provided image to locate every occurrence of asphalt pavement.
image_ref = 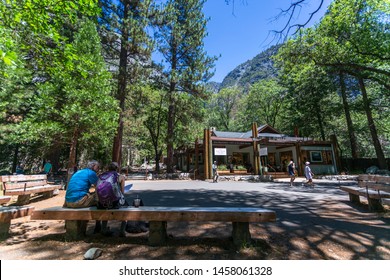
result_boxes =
[123,177,390,259]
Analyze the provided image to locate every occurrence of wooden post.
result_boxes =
[252,123,260,175]
[195,139,199,179]
[208,129,213,179]
[295,142,302,176]
[330,134,341,174]
[204,129,209,179]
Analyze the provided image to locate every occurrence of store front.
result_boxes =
[174,123,340,179]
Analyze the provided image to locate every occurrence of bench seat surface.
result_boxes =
[0,206,35,223]
[0,196,12,204]
[32,206,276,223]
[340,186,390,199]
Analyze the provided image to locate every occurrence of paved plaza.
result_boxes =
[124,178,390,259]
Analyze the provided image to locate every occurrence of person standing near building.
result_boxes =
[212,161,219,183]
[43,160,52,175]
[304,161,314,187]
[288,159,296,187]
[16,163,24,175]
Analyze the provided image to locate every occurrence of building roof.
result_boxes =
[211,124,283,140]
[210,124,322,146]
[212,131,253,139]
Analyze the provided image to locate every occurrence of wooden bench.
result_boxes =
[31,206,276,247]
[340,174,390,211]
[0,195,12,205]
[0,205,35,239]
[0,175,62,205]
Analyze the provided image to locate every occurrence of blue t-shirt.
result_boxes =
[65,168,98,203]
[43,162,52,174]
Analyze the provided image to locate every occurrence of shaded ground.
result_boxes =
[0,178,389,260]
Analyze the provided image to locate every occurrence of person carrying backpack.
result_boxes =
[96,162,128,237]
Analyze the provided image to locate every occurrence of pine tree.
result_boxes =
[154,0,216,172]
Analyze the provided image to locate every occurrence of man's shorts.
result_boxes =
[63,193,97,208]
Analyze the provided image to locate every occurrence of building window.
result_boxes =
[310,151,323,163]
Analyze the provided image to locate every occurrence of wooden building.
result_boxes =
[175,123,340,179]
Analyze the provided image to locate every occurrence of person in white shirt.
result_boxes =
[304,161,314,186]
[212,161,219,183]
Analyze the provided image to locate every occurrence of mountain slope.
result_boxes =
[220,44,281,90]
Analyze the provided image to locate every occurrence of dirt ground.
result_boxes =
[0,183,389,260]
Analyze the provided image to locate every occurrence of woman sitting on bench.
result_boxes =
[96,162,127,237]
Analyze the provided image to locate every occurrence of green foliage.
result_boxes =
[206,87,242,131]
[237,79,287,130]
[28,18,118,149]
[1,0,389,171]
[154,0,217,171]
[0,0,100,67]
[274,0,390,159]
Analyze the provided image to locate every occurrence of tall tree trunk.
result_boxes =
[166,42,177,174]
[166,101,175,173]
[112,1,130,165]
[339,72,359,158]
[314,103,326,141]
[12,145,19,174]
[112,115,124,164]
[358,78,387,169]
[66,128,79,186]
[153,96,163,173]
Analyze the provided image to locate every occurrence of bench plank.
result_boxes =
[0,196,11,205]
[0,205,35,240]
[1,174,61,205]
[32,206,276,247]
[4,185,61,196]
[340,175,390,211]
[358,174,390,183]
[31,206,277,222]
[0,205,35,223]
[0,175,47,182]
[4,180,48,190]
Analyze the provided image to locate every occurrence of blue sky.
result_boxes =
[203,0,332,83]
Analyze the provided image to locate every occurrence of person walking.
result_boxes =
[212,161,219,183]
[288,159,296,187]
[304,161,314,187]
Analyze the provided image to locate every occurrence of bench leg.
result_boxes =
[42,190,54,199]
[16,194,31,205]
[148,221,167,246]
[65,220,88,239]
[368,198,384,212]
[232,222,251,247]
[0,221,11,240]
[348,193,360,204]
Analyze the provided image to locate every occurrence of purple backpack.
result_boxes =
[96,171,119,208]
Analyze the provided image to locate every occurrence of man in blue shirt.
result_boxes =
[64,160,100,208]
